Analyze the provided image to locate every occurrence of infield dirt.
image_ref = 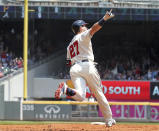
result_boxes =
[0,123,159,131]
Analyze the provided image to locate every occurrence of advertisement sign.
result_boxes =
[151,106,159,120]
[66,80,150,100]
[110,105,147,119]
[150,82,159,100]
[23,104,71,120]
[102,81,150,100]
[98,105,159,121]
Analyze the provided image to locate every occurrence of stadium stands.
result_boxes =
[115,0,159,2]
[4,0,159,8]
[0,24,24,79]
[0,1,159,80]
[55,52,159,81]
[110,0,159,8]
[5,0,100,7]
[113,0,159,5]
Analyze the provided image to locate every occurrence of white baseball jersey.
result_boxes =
[67,29,94,64]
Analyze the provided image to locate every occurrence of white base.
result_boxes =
[91,122,105,125]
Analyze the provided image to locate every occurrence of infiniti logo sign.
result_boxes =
[44,105,61,114]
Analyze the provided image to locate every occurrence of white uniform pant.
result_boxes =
[70,61,112,121]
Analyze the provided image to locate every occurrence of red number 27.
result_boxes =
[69,41,79,58]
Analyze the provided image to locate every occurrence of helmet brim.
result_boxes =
[81,23,88,26]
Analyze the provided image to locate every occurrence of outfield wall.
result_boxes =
[22,102,159,122]
[33,78,159,101]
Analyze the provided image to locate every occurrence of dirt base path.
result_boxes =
[0,123,159,131]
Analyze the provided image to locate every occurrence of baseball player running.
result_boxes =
[55,9,116,127]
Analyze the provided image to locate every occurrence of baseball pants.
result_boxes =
[70,61,112,122]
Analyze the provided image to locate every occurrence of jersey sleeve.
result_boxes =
[80,29,92,41]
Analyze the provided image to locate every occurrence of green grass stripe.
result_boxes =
[0,121,53,125]
[0,121,91,125]
[0,121,158,125]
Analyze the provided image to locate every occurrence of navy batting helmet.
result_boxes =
[71,20,88,34]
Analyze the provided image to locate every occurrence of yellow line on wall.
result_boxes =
[22,101,159,106]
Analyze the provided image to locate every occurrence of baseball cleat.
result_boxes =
[55,82,66,99]
[106,119,116,127]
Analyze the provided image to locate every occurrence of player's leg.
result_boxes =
[55,77,87,101]
[55,63,87,100]
[84,64,115,127]
[68,63,87,101]
[87,77,113,123]
[69,76,87,101]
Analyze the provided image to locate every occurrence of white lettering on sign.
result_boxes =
[111,105,159,120]
[23,105,34,111]
[103,86,107,94]
[151,107,159,120]
[33,105,70,120]
[135,106,146,118]
[152,86,159,96]
[35,113,70,119]
[109,86,140,95]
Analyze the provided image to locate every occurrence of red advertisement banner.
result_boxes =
[66,80,150,100]
[101,81,150,100]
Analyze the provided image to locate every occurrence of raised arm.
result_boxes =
[90,9,115,36]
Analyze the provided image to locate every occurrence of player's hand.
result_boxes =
[103,9,115,21]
